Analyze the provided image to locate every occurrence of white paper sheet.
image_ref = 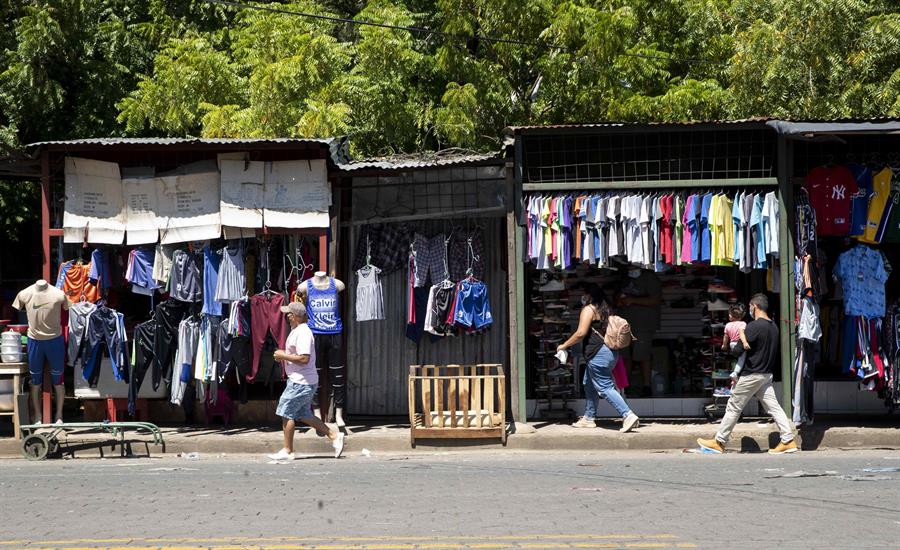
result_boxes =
[63,157,126,244]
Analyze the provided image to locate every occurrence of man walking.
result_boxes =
[697,294,797,454]
[268,302,345,461]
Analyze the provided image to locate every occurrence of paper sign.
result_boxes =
[122,175,160,244]
[220,159,264,228]
[63,157,126,244]
[156,160,221,243]
[263,159,331,228]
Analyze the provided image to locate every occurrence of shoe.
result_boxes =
[54,418,63,426]
[332,432,345,458]
[696,437,725,454]
[539,279,565,292]
[267,448,295,461]
[572,416,596,428]
[713,388,732,397]
[768,440,798,454]
[620,412,640,433]
[707,282,735,294]
[707,297,731,311]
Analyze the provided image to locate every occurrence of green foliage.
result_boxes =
[0,0,897,156]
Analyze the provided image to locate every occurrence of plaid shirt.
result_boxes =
[353,223,411,275]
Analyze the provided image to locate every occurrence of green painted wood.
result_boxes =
[522,177,778,191]
[777,136,796,414]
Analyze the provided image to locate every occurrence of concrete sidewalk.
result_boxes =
[3,418,900,458]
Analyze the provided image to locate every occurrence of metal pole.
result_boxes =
[777,134,796,414]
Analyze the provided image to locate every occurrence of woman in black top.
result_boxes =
[556,283,640,433]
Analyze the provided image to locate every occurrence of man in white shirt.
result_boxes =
[267,302,345,461]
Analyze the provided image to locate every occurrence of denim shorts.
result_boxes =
[275,381,317,421]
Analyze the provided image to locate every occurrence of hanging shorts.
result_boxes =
[27,336,65,385]
[453,280,493,329]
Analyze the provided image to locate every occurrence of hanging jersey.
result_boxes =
[859,167,893,244]
[202,246,222,315]
[803,165,857,236]
[881,192,900,243]
[215,243,246,303]
[306,278,343,335]
[169,249,201,302]
[848,164,873,236]
[127,247,158,295]
[57,262,101,303]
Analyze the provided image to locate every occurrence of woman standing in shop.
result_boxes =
[556,284,641,433]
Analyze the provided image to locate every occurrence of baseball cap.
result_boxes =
[280,302,307,316]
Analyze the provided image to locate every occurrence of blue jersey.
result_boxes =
[306,278,343,335]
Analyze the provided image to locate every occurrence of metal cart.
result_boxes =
[19,421,166,460]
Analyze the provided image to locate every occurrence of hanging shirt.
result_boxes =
[721,194,735,265]
[592,196,605,265]
[681,194,695,264]
[659,194,673,265]
[803,165,857,236]
[624,196,643,265]
[699,193,712,264]
[848,164,874,236]
[741,193,754,272]
[833,245,889,318]
[640,195,653,267]
[169,249,202,302]
[652,195,664,270]
[708,194,720,264]
[761,191,779,258]
[674,195,684,266]
[561,196,574,268]
[733,191,744,266]
[607,196,622,258]
[751,194,766,269]
[540,197,552,268]
[860,167,893,244]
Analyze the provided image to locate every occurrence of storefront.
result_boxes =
[333,152,511,418]
[772,120,900,422]
[25,137,346,424]
[505,121,796,420]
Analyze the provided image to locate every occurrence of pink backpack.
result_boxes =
[603,315,635,350]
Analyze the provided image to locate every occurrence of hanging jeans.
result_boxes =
[250,293,288,382]
[585,346,631,418]
[793,340,816,426]
[152,299,189,390]
[128,320,157,415]
[315,333,345,409]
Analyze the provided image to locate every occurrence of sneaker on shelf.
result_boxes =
[545,303,566,310]
[707,281,735,294]
[696,437,725,454]
[768,440,799,454]
[572,416,597,428]
[539,279,565,292]
[543,317,568,325]
[332,432,345,459]
[707,297,731,311]
[713,388,733,397]
[535,272,550,285]
[267,448,295,461]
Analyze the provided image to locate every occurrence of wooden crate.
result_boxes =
[408,364,507,447]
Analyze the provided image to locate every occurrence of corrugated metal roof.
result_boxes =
[506,117,900,134]
[338,149,501,172]
[26,136,339,147]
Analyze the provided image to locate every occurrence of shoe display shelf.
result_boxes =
[703,287,734,421]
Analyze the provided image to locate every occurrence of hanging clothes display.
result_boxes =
[355,265,384,322]
[522,190,777,272]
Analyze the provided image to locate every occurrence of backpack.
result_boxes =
[603,315,635,350]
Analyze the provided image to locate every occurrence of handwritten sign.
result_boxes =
[122,175,160,244]
[63,157,126,244]
[263,159,330,228]
[220,159,264,228]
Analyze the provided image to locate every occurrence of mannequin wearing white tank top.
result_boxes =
[296,272,347,431]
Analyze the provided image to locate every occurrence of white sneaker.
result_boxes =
[620,412,640,433]
[53,418,63,426]
[332,432,345,459]
[267,448,295,461]
[572,416,597,428]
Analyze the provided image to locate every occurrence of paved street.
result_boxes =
[2,450,900,549]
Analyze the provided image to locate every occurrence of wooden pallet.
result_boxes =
[408,364,507,447]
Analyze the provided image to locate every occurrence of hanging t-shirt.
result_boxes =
[833,245,889,318]
[721,194,735,265]
[880,191,900,243]
[733,191,744,266]
[848,164,874,237]
[682,194,695,264]
[860,167,893,244]
[761,191,779,258]
[639,195,653,267]
[659,194,673,265]
[804,165,857,236]
[215,243,246,303]
[607,196,622,258]
[593,196,606,265]
[169,249,202,303]
[673,195,684,266]
[751,194,766,269]
[699,193,712,264]
[708,194,721,265]
[741,193,754,272]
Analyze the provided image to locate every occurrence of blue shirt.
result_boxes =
[89,249,110,290]
[751,194,766,269]
[834,245,889,318]
[848,164,873,236]
[699,193,712,264]
[687,195,700,263]
[732,192,744,264]
[201,246,222,316]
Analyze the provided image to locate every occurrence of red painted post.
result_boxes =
[40,151,52,423]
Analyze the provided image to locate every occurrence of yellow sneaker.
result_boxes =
[696,437,725,454]
[768,440,799,454]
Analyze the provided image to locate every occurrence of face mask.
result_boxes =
[628,270,641,279]
[581,296,590,306]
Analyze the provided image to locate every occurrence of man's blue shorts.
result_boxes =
[27,336,65,385]
[275,381,317,421]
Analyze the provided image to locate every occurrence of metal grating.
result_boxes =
[791,135,900,177]
[522,129,776,184]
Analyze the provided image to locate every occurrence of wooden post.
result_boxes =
[40,150,52,423]
[777,134,796,414]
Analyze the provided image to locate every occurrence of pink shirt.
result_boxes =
[724,320,746,343]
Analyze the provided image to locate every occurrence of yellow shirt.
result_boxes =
[860,167,893,243]
[721,194,735,264]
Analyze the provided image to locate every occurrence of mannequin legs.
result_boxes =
[30,384,64,424]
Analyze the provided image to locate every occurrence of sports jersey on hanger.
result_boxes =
[804,165,857,236]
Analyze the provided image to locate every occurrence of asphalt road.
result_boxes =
[2,450,900,549]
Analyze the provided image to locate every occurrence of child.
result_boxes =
[722,303,750,380]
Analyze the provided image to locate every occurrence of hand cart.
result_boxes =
[19,421,166,460]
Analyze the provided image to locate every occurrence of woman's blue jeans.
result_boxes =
[583,346,631,418]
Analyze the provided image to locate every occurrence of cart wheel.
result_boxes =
[22,434,50,461]
[47,436,60,457]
